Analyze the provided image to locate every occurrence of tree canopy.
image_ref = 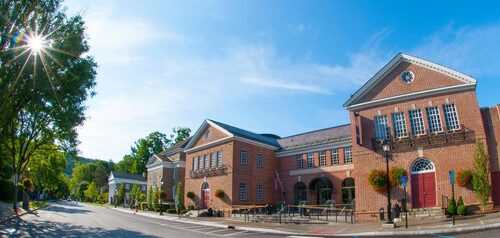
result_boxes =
[27,143,67,196]
[0,0,97,209]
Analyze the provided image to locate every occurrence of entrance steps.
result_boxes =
[398,207,446,221]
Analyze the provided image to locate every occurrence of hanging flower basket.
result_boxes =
[457,169,473,188]
[187,191,195,199]
[389,167,408,186]
[215,189,225,199]
[368,169,388,192]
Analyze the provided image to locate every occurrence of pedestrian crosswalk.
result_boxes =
[155,220,275,237]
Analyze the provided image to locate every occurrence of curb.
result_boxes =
[344,221,500,236]
[0,203,51,223]
[110,207,299,235]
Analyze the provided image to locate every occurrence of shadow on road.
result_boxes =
[2,218,157,238]
[44,205,92,214]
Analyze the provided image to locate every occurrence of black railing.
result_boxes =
[190,165,228,178]
[372,124,475,153]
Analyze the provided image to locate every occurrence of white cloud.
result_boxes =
[241,77,330,94]
[412,23,500,77]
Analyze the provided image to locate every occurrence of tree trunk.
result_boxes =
[12,182,18,212]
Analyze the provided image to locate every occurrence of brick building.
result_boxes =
[151,53,500,220]
[145,138,189,205]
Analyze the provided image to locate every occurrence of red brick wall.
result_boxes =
[232,140,278,206]
[358,62,463,104]
[277,147,353,205]
[350,87,487,219]
[184,141,234,209]
[481,105,500,172]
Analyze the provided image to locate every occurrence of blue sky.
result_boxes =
[65,0,500,162]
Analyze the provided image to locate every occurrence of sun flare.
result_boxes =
[27,35,44,54]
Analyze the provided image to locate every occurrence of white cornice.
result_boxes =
[289,163,354,176]
[184,119,234,150]
[343,52,477,108]
[108,178,147,185]
[146,161,173,171]
[185,136,233,153]
[276,141,351,157]
[233,136,279,150]
[346,83,476,111]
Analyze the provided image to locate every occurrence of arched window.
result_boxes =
[411,158,435,174]
[342,178,355,205]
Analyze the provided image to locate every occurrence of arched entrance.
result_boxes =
[201,182,210,209]
[342,178,355,206]
[410,158,436,208]
[308,177,333,205]
[294,182,307,205]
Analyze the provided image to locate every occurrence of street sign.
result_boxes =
[400,175,408,187]
[449,170,455,185]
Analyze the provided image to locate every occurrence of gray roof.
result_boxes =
[209,119,282,148]
[277,124,352,151]
[111,171,146,182]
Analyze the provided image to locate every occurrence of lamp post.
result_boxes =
[382,142,393,225]
[159,179,164,216]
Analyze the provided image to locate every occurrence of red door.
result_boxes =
[411,172,436,208]
[203,189,210,209]
[491,172,500,206]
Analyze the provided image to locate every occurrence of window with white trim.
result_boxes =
[331,148,339,165]
[307,152,314,168]
[443,104,460,131]
[256,184,263,201]
[173,168,178,180]
[192,157,196,171]
[257,154,264,168]
[203,154,208,169]
[392,112,408,138]
[217,151,223,167]
[197,156,201,170]
[344,146,352,164]
[295,154,303,170]
[239,183,247,201]
[374,115,389,140]
[426,106,443,133]
[409,109,426,136]
[319,151,326,167]
[240,150,248,164]
[210,153,215,168]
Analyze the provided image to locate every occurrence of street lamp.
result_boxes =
[159,179,164,216]
[382,141,393,225]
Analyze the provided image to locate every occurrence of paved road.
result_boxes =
[0,201,286,238]
[1,201,500,238]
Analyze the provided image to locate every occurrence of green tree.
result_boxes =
[28,144,67,196]
[129,183,141,203]
[115,154,135,174]
[176,181,183,210]
[117,183,126,204]
[84,181,99,202]
[147,185,153,209]
[171,127,191,144]
[0,0,97,210]
[472,140,491,211]
[69,163,98,198]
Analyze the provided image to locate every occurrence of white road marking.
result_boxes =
[222,230,248,236]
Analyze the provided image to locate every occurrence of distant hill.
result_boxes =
[65,156,101,176]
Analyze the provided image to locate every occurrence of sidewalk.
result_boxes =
[112,206,500,236]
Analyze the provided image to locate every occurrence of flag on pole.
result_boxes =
[274,170,283,191]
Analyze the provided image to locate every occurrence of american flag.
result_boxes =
[273,170,283,191]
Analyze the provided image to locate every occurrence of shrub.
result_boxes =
[457,169,473,188]
[457,204,466,215]
[368,169,388,192]
[447,197,457,215]
[214,189,225,199]
[23,178,33,192]
[159,191,167,200]
[389,167,408,186]
[457,196,464,207]
[187,191,195,199]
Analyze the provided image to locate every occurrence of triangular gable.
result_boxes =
[184,119,233,150]
[146,154,165,167]
[343,53,476,109]
[108,171,114,182]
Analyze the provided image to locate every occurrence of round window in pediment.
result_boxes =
[401,70,415,84]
